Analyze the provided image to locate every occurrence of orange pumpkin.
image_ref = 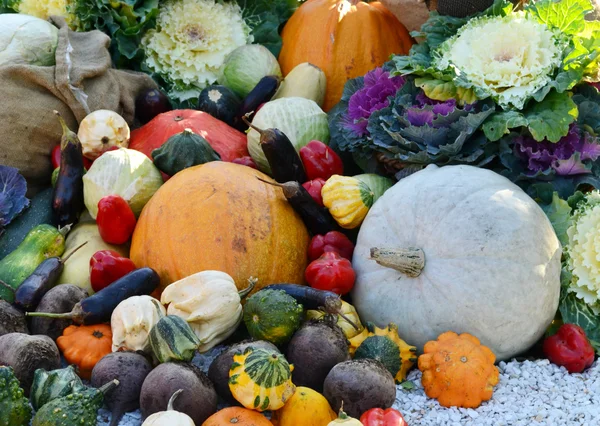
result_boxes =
[56,324,112,380]
[130,162,310,296]
[201,407,274,426]
[418,331,500,409]
[279,0,414,111]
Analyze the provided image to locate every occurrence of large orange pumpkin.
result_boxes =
[279,0,414,111]
[130,162,309,296]
[202,407,273,426]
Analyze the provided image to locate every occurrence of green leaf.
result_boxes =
[391,44,434,76]
[410,12,468,50]
[482,0,514,17]
[482,111,528,142]
[524,90,579,142]
[559,292,600,351]
[541,192,572,247]
[400,380,416,391]
[414,77,478,104]
[527,0,593,35]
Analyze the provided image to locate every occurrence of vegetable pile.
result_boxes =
[2,0,600,425]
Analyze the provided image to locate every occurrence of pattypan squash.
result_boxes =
[111,295,165,352]
[142,389,195,426]
[327,405,362,425]
[160,271,255,352]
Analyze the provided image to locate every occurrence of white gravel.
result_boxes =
[96,354,600,426]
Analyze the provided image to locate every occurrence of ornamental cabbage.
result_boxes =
[6,0,77,27]
[142,0,251,102]
[0,14,58,66]
[566,191,600,306]
[434,12,563,110]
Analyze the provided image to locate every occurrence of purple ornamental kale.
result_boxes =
[405,98,457,127]
[514,125,600,176]
[345,68,405,137]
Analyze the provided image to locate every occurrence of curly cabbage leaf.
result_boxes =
[0,165,30,231]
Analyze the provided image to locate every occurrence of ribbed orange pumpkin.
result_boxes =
[130,162,309,296]
[279,0,414,111]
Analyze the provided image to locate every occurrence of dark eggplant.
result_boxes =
[265,284,360,331]
[135,88,173,124]
[257,178,335,235]
[13,242,87,311]
[26,267,159,325]
[234,75,281,130]
[52,111,85,228]
[247,121,307,184]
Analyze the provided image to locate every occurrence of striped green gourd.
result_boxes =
[30,365,85,411]
[149,300,200,363]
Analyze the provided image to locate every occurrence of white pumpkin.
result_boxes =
[111,295,165,352]
[142,389,195,426]
[351,165,561,361]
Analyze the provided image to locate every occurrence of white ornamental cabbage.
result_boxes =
[434,12,563,110]
[0,14,58,66]
[567,191,600,307]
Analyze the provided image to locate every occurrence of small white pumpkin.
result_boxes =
[111,295,165,352]
[142,389,195,426]
[352,165,561,361]
[78,109,130,160]
[160,271,255,352]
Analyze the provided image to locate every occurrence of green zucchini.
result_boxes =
[149,300,200,363]
[0,188,53,260]
[0,224,67,303]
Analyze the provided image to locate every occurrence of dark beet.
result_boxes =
[136,89,173,124]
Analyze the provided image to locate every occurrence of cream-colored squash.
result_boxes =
[57,221,129,294]
[160,271,254,352]
[111,295,165,352]
[352,165,562,361]
[141,390,195,426]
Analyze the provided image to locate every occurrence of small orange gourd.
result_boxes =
[279,0,413,111]
[271,387,337,426]
[201,406,274,426]
[56,324,112,380]
[418,331,499,408]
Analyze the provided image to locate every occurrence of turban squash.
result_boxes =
[278,0,414,111]
[130,162,309,296]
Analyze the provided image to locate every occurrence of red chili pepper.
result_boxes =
[308,231,354,261]
[305,251,355,295]
[299,140,344,181]
[89,250,137,293]
[302,178,326,206]
[96,195,137,245]
[360,408,408,426]
[232,156,258,169]
[542,323,596,373]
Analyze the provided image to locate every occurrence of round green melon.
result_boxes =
[243,289,304,346]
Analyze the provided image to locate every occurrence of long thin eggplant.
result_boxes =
[26,267,159,325]
[246,119,307,184]
[13,242,87,311]
[257,177,335,235]
[264,283,359,331]
[52,111,85,228]
[234,75,281,130]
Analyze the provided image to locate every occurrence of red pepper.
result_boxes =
[96,195,137,245]
[360,408,408,426]
[89,250,137,293]
[542,323,595,373]
[305,251,355,295]
[299,140,344,181]
[302,178,326,206]
[52,145,93,169]
[232,156,258,169]
[308,231,354,261]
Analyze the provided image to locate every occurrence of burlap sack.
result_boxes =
[0,17,157,196]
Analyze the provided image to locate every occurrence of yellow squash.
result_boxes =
[271,387,336,426]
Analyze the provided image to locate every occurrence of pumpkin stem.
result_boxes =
[58,224,72,237]
[370,247,425,277]
[338,401,349,419]
[167,389,184,411]
[255,177,299,199]
[0,279,14,294]
[61,241,88,264]
[150,299,166,319]
[239,278,257,299]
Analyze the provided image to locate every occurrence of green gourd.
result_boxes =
[30,365,85,411]
[151,129,221,176]
[243,289,304,345]
[149,300,200,363]
[0,224,66,302]
[32,379,118,426]
[197,85,242,126]
[0,366,32,426]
